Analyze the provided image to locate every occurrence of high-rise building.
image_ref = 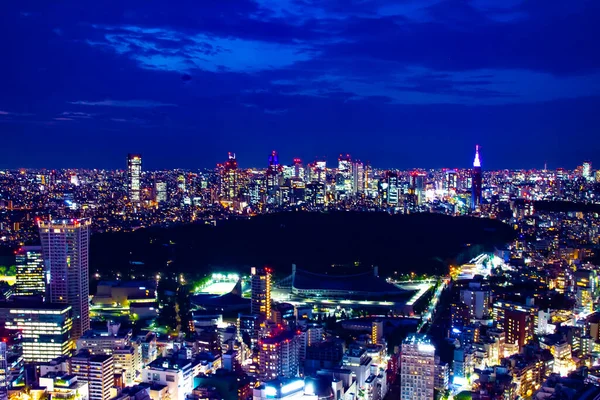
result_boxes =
[409,171,426,205]
[266,151,282,198]
[352,160,365,195]
[492,301,537,353]
[292,158,304,182]
[372,321,384,345]
[154,180,167,204]
[0,303,73,363]
[71,351,114,400]
[259,331,299,380]
[459,282,490,320]
[336,154,353,194]
[220,153,239,201]
[251,267,271,320]
[14,246,45,297]
[400,334,435,400]
[471,145,482,210]
[0,342,7,400]
[381,172,399,205]
[582,161,592,181]
[444,169,458,193]
[39,218,91,340]
[127,154,142,205]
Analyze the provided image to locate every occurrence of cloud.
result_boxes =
[68,99,177,107]
[54,117,74,121]
[87,25,318,73]
[62,111,94,118]
[0,111,10,115]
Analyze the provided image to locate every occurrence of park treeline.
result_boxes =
[90,212,515,279]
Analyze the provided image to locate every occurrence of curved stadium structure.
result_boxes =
[291,265,407,299]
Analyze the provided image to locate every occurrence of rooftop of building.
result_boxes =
[261,330,297,345]
[147,357,192,371]
[292,267,407,295]
[0,301,71,312]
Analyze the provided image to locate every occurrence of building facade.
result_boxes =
[39,218,91,340]
[400,334,435,400]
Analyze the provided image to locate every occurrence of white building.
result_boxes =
[400,334,435,400]
[142,357,193,400]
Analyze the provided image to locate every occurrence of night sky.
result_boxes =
[1,1,599,170]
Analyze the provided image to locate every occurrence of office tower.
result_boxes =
[336,154,353,194]
[39,218,91,340]
[459,281,490,319]
[14,245,45,297]
[380,172,399,205]
[400,334,435,400]
[444,169,458,192]
[0,303,72,363]
[219,153,240,201]
[409,171,426,205]
[251,267,271,320]
[352,160,365,195]
[492,301,537,353]
[220,153,239,201]
[471,145,482,210]
[71,351,114,400]
[177,174,186,192]
[582,161,592,181]
[372,321,384,345]
[266,151,282,197]
[127,154,142,205]
[154,180,167,203]
[292,158,304,181]
[259,331,299,379]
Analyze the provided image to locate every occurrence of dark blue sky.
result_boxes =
[1,0,599,170]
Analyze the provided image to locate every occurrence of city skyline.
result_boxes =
[0,147,596,172]
[1,1,600,170]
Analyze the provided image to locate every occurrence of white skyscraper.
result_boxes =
[39,219,91,340]
[400,334,435,400]
[127,154,142,205]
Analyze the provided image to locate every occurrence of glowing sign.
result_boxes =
[264,386,277,397]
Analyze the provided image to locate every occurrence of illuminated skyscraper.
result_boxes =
[154,180,167,203]
[292,158,304,181]
[127,154,142,205]
[583,161,592,181]
[471,145,482,210]
[352,160,365,195]
[251,266,272,320]
[382,172,399,205]
[14,246,45,297]
[400,334,435,400]
[444,169,458,193]
[410,171,426,205]
[259,331,299,379]
[220,153,239,201]
[0,303,73,363]
[336,154,353,194]
[39,219,91,340]
[266,151,282,196]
